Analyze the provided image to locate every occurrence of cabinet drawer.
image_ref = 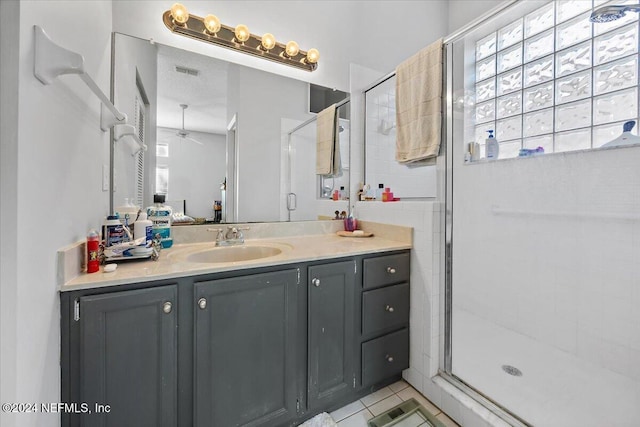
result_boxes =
[362,329,409,387]
[363,253,410,289]
[362,283,409,336]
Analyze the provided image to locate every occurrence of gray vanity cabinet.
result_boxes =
[307,261,356,410]
[61,250,410,427]
[77,286,178,427]
[193,269,300,427]
[360,253,411,388]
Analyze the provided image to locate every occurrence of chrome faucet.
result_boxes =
[207,226,250,246]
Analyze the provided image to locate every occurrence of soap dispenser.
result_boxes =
[486,130,499,160]
[601,121,640,147]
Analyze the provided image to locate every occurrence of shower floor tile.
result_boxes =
[452,308,640,426]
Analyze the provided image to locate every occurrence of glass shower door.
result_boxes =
[446,2,640,425]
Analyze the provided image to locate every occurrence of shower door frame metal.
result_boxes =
[440,1,532,426]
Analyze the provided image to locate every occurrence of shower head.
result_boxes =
[590,4,640,23]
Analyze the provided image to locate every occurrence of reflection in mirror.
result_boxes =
[287,101,350,221]
[364,75,436,199]
[111,33,350,223]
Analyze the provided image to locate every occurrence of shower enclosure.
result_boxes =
[286,100,350,221]
[445,1,640,425]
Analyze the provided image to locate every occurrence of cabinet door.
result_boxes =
[194,269,299,427]
[79,286,177,427]
[308,261,356,410]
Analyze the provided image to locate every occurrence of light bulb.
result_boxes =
[306,48,320,64]
[235,24,250,42]
[170,3,189,25]
[203,14,221,34]
[285,41,299,57]
[261,33,276,50]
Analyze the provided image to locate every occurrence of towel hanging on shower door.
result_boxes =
[316,104,342,177]
[395,38,443,165]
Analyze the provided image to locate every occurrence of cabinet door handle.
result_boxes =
[163,301,172,314]
[312,278,321,287]
[198,298,207,310]
[385,354,394,363]
[385,305,394,313]
[386,267,396,274]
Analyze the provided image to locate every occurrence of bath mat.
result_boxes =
[298,412,338,427]
[367,398,446,427]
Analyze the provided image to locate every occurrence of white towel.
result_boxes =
[316,104,342,176]
[395,38,443,164]
[297,412,338,427]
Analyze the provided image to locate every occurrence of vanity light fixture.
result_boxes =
[163,3,319,72]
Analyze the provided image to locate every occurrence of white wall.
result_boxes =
[0,2,112,427]
[157,128,226,218]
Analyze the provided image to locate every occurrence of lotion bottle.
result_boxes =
[486,130,499,160]
[134,212,153,243]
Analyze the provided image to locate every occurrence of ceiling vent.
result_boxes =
[174,65,200,76]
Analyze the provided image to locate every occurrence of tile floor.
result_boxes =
[330,381,459,427]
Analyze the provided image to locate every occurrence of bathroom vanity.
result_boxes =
[59,228,411,426]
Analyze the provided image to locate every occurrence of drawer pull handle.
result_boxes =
[163,301,172,314]
[198,298,207,310]
[386,267,396,274]
[385,305,394,313]
[312,278,321,287]
[385,354,394,363]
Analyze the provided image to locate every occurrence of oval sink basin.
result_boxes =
[186,246,282,264]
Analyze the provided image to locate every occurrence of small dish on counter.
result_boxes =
[336,230,374,238]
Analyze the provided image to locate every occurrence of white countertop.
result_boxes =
[60,232,411,292]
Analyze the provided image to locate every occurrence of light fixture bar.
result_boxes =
[162,10,318,72]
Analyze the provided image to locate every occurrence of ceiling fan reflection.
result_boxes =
[174,103,203,145]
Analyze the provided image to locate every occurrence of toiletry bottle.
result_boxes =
[382,187,394,202]
[102,215,125,247]
[213,200,222,223]
[470,141,481,162]
[464,144,472,163]
[147,194,173,248]
[486,130,499,160]
[377,184,384,199]
[86,230,100,273]
[601,120,640,147]
[134,212,153,244]
[339,186,346,200]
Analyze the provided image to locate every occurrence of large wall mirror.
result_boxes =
[111,33,349,224]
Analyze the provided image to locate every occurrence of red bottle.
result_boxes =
[87,230,100,273]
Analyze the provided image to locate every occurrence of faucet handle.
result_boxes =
[236,226,249,240]
[207,228,225,241]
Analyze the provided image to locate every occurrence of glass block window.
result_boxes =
[473,0,640,157]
